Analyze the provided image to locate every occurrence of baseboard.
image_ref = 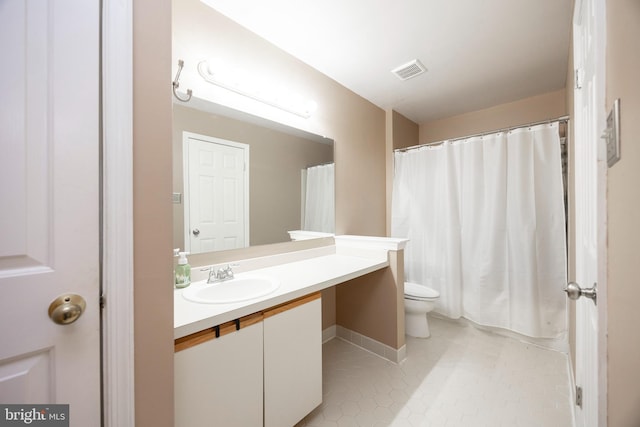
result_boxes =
[333,325,406,364]
[322,325,336,343]
[567,353,578,427]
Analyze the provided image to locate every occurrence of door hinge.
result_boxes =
[575,68,584,89]
[576,386,583,408]
[100,293,106,309]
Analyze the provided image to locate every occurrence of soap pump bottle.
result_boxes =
[173,248,180,288]
[175,251,191,288]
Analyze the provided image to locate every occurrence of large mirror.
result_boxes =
[173,98,334,254]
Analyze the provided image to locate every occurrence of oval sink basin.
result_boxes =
[182,274,280,304]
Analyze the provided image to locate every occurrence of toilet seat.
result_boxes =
[404,282,440,301]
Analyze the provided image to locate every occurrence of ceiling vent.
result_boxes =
[391,59,427,81]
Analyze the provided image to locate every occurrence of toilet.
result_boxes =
[404,282,440,338]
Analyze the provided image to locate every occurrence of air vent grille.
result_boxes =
[392,59,427,81]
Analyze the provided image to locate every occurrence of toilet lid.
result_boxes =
[404,282,440,299]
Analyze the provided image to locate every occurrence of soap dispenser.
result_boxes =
[175,251,191,288]
[173,248,180,288]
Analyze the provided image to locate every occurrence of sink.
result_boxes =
[182,274,280,304]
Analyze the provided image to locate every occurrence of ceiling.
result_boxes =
[201,0,574,124]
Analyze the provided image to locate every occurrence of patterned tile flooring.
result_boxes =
[297,316,574,427]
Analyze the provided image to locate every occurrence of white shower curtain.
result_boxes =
[303,163,335,233]
[392,123,567,339]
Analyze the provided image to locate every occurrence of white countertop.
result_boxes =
[174,251,389,339]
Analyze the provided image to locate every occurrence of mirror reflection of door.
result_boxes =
[183,132,249,253]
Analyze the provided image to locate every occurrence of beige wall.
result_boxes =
[172,105,332,249]
[605,0,640,425]
[347,110,416,348]
[336,250,406,349]
[173,0,387,243]
[419,89,567,143]
[133,0,174,426]
[392,110,420,150]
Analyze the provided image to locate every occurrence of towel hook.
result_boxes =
[172,59,192,102]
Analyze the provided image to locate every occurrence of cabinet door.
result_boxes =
[264,294,322,427]
[175,321,263,427]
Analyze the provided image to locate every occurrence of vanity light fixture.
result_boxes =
[197,60,317,118]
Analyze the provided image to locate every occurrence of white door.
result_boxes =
[572,0,607,425]
[0,0,101,424]
[184,133,249,253]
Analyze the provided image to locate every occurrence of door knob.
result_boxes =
[192,228,200,236]
[48,294,86,325]
[564,282,597,305]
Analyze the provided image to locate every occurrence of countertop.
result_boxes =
[174,250,389,339]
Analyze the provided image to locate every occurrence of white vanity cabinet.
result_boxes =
[174,293,322,427]
[264,293,323,427]
[174,314,264,427]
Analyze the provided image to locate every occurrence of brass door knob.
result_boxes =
[48,294,86,325]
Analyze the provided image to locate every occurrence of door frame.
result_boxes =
[102,0,135,426]
[593,0,609,422]
[182,132,250,253]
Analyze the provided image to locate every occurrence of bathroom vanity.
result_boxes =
[175,293,321,426]
[173,237,406,426]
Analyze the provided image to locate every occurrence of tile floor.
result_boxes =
[297,316,574,427]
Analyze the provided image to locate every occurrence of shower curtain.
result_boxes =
[303,163,335,233]
[391,123,567,339]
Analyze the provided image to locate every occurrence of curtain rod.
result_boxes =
[395,115,570,153]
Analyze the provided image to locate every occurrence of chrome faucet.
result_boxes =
[205,264,236,283]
